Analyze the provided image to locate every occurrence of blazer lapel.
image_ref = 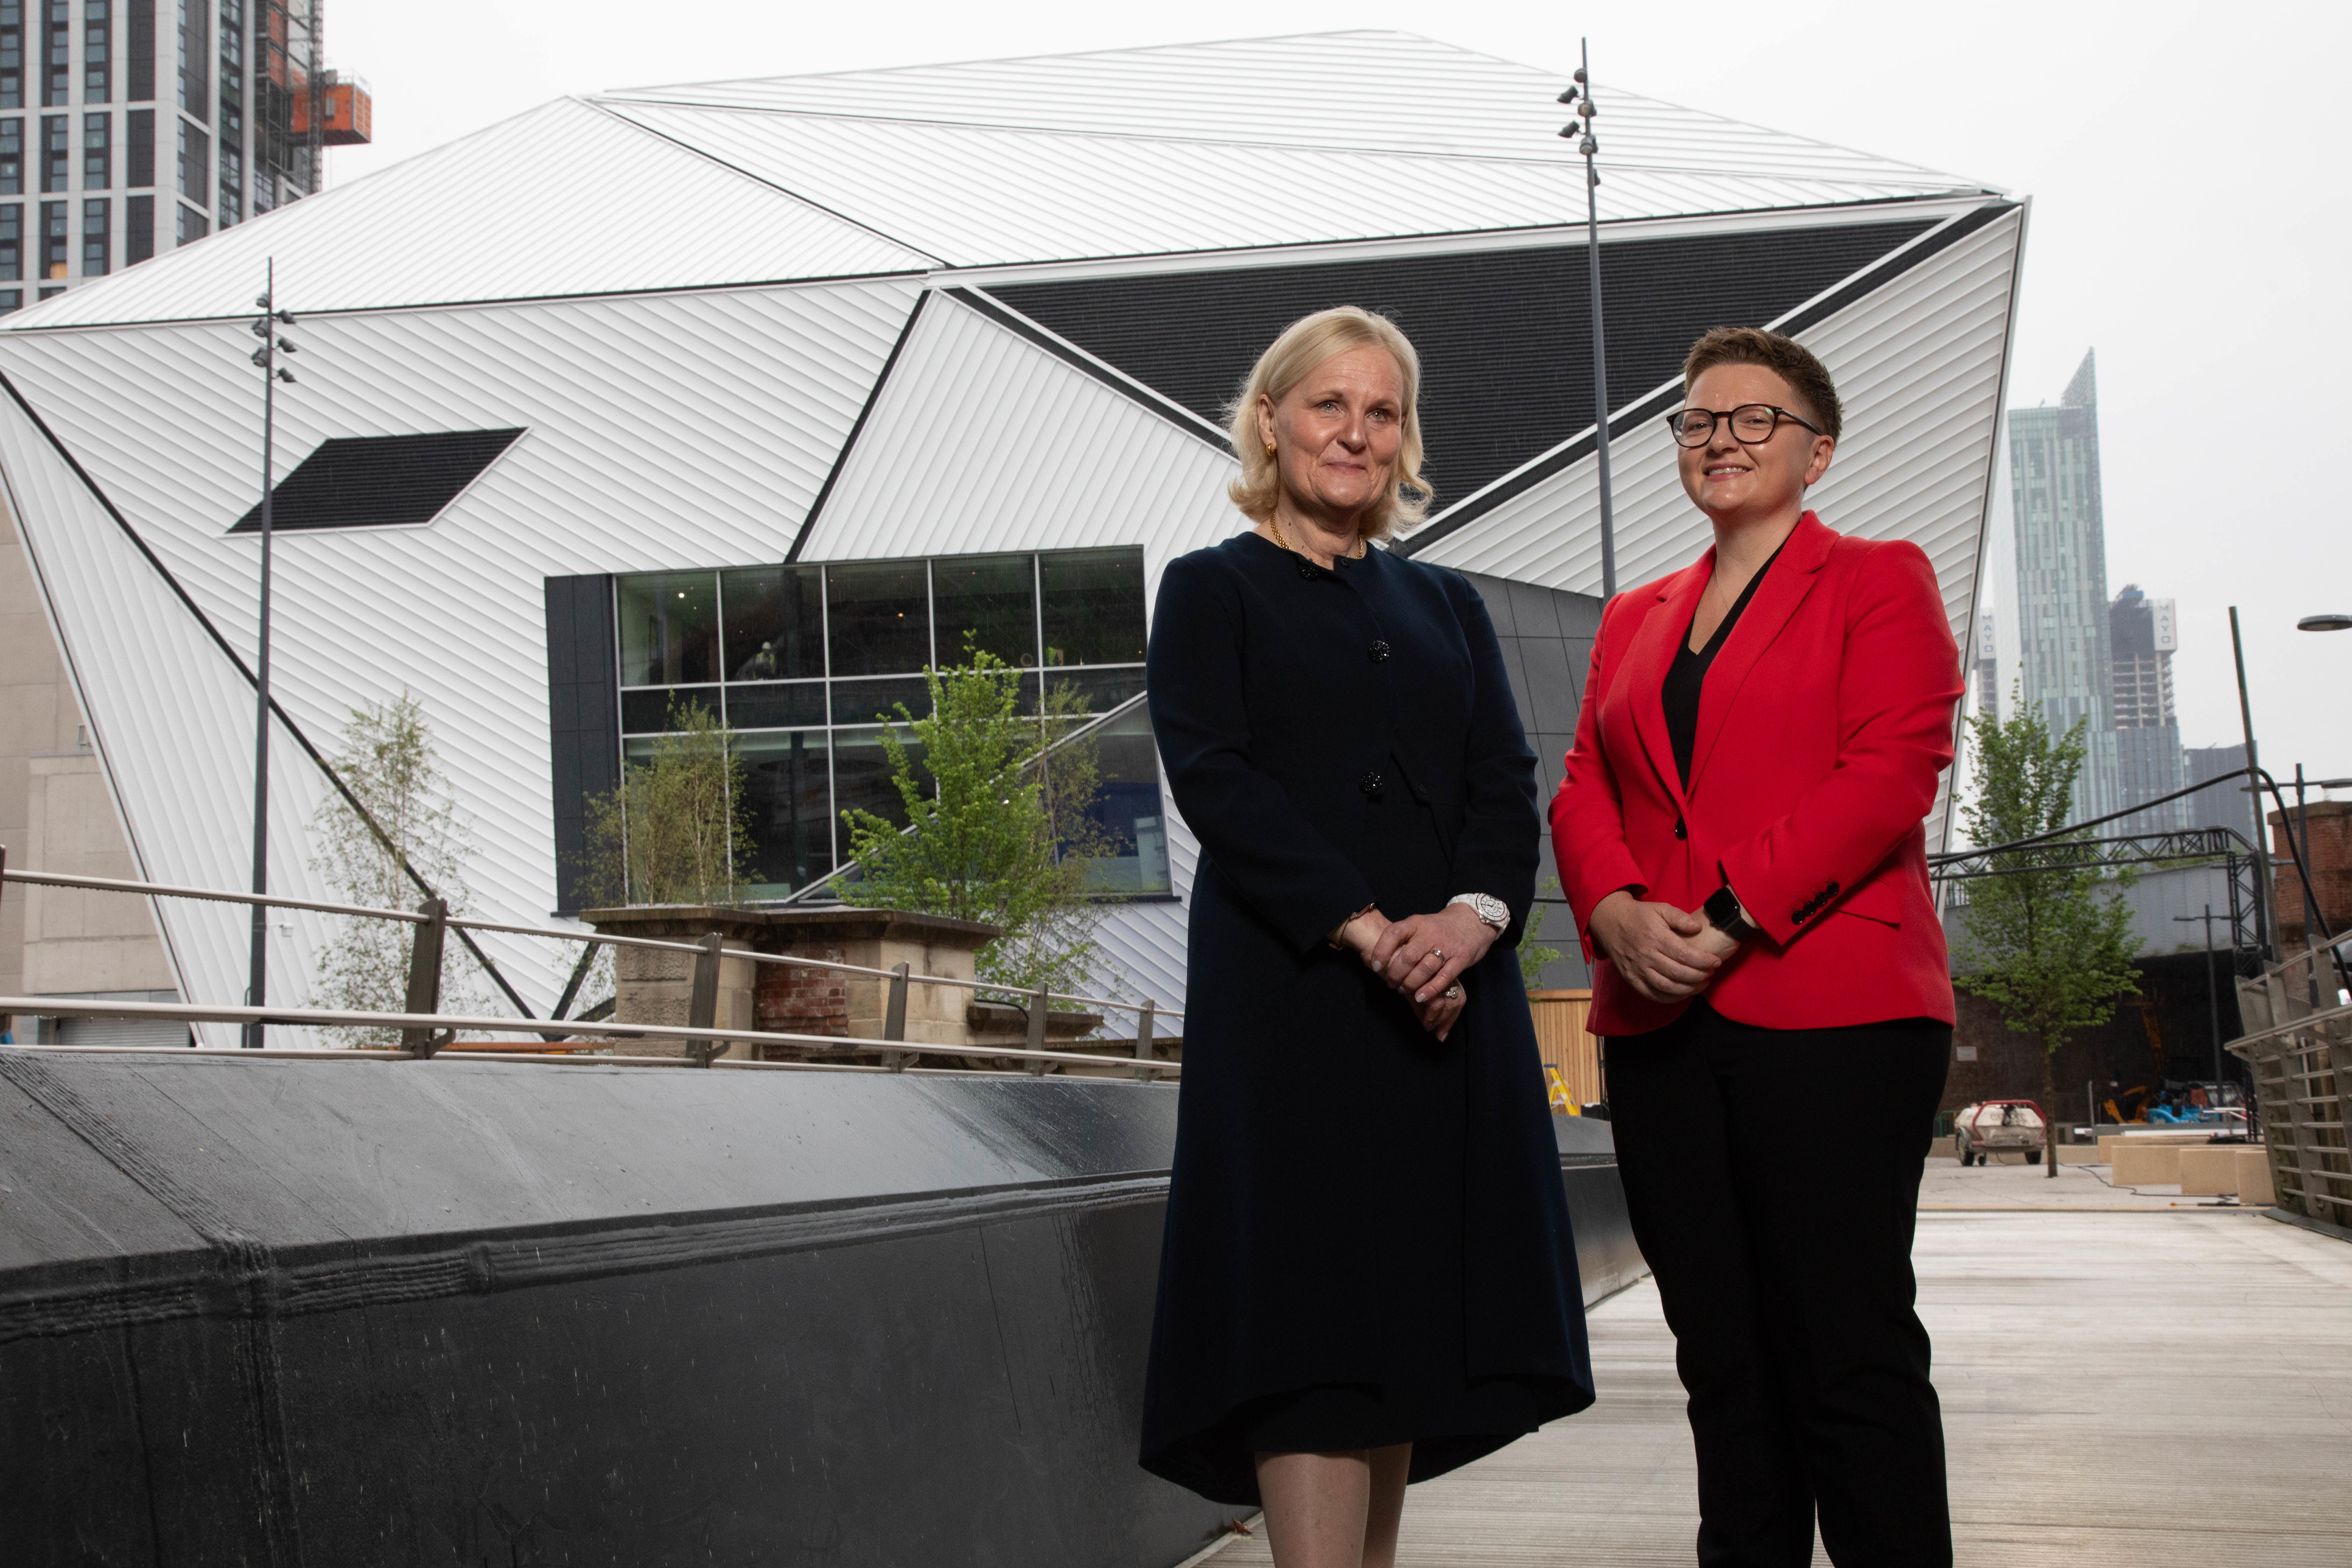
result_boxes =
[1624,554,1711,810]
[1688,511,1836,796]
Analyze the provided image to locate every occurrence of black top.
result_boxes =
[1664,540,1786,788]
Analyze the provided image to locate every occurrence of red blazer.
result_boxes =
[1549,511,1964,1037]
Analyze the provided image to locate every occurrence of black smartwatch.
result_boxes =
[1703,884,1758,942]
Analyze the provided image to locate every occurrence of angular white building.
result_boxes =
[0,32,2024,1040]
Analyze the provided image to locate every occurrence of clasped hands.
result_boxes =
[1587,889,1741,1004]
[1335,903,1499,1042]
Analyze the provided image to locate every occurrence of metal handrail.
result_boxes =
[4,866,431,924]
[0,995,1181,1076]
[2227,995,2352,1055]
[0,866,1182,1023]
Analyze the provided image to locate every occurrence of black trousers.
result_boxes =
[1608,1001,1952,1568]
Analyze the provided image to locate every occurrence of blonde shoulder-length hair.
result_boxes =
[1225,306,1432,539]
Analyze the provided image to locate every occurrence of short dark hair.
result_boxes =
[1681,327,1842,442]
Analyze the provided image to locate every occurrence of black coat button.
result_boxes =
[1368,639,1392,663]
[1673,818,1687,840]
[1791,909,1808,924]
[1359,771,1384,798]
[1297,563,1317,580]
[1827,881,1840,896]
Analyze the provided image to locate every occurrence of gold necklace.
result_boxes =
[1268,512,1367,564]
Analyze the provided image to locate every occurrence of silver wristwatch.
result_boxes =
[1448,892,1510,933]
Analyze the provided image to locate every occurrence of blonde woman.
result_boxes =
[1140,307,1593,1567]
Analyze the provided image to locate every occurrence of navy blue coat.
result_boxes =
[1138,531,1594,1505]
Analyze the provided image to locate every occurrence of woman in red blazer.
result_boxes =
[1551,327,1965,1567]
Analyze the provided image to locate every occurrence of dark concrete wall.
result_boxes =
[0,1052,1639,1567]
[1945,950,2248,1118]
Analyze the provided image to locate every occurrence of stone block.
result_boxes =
[2176,1145,2239,1196]
[582,905,1009,1067]
[2112,1143,2183,1186]
[2239,1148,2277,1207]
[2097,1131,2205,1163]
[2055,1144,2100,1164]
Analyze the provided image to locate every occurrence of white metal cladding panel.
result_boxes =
[0,395,339,1042]
[6,99,931,329]
[1417,210,2023,855]
[612,31,1983,195]
[604,100,1958,268]
[1090,796,1197,1035]
[797,294,1245,587]
[0,280,919,1012]
[1793,209,2023,851]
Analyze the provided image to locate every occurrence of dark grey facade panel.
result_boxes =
[545,574,618,916]
[1460,568,1602,989]
[0,1053,1638,1565]
[992,219,1936,515]
[227,428,526,533]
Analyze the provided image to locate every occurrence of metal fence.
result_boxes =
[2231,941,2352,1224]
[0,854,1180,1082]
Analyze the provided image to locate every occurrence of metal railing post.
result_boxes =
[400,898,451,1057]
[882,961,910,1072]
[1025,983,1049,1076]
[1132,998,1155,1083]
[687,931,723,1066]
[0,843,10,1046]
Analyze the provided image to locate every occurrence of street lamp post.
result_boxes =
[2173,904,2222,1085]
[243,260,297,1049]
[2227,606,2279,963]
[1557,40,1616,599]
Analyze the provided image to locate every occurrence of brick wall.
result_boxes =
[757,946,851,1045]
[2269,800,2351,950]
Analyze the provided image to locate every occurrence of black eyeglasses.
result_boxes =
[1664,403,1824,448]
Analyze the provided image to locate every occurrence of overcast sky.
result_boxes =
[325,0,2351,799]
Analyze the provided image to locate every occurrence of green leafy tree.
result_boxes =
[1520,877,1565,992]
[581,699,753,907]
[309,691,487,1046]
[1952,692,2142,1177]
[835,646,1114,998]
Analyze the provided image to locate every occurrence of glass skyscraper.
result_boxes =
[2007,350,2121,825]
[2109,583,2185,833]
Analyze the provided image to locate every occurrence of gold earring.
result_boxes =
[1264,442,1276,456]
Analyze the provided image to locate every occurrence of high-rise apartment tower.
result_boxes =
[0,1,369,313]
[2109,583,2185,832]
[2007,349,2120,824]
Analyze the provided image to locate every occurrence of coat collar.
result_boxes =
[1622,511,1838,807]
[1232,525,1384,586]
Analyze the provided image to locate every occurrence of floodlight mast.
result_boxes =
[1558,39,1616,599]
[243,258,296,1048]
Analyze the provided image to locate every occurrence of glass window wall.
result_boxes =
[821,559,928,676]
[0,4,21,111]
[81,0,105,103]
[610,545,1164,900]
[1039,546,1148,666]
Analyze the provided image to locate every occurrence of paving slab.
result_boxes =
[1195,1208,2352,1566]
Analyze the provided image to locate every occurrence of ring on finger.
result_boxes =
[1443,983,1463,999]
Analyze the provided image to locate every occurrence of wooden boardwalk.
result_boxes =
[1197,1174,2352,1565]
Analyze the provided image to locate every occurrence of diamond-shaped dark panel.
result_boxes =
[229,428,526,532]
[991,221,1935,514]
